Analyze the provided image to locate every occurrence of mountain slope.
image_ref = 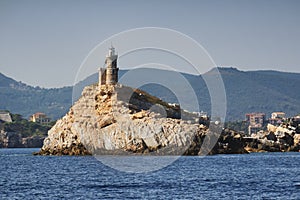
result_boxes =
[218,68,300,120]
[0,68,299,121]
[0,73,72,120]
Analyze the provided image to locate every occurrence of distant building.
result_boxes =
[246,113,266,126]
[268,112,286,126]
[271,112,286,119]
[268,118,282,126]
[29,112,51,125]
[248,126,262,135]
[0,111,12,123]
[294,115,300,121]
[99,46,119,86]
[245,113,266,134]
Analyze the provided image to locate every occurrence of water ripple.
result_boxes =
[0,149,299,199]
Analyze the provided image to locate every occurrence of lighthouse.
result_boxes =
[99,46,119,86]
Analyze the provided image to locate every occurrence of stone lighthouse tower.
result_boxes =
[99,46,119,86]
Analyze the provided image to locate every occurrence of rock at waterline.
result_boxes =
[0,131,45,148]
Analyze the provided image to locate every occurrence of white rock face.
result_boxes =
[39,84,205,155]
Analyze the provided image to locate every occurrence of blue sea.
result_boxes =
[0,148,299,199]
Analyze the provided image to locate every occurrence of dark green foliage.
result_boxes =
[0,72,71,120]
[0,112,52,137]
[219,68,300,121]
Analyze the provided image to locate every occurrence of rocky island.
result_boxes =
[37,47,300,156]
[38,46,235,156]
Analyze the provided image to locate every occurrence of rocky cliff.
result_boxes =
[0,130,45,148]
[38,84,246,156]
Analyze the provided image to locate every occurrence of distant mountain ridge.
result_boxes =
[0,67,299,121]
[0,72,72,120]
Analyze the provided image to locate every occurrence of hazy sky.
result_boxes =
[0,0,299,88]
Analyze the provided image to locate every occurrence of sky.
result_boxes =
[0,0,299,88]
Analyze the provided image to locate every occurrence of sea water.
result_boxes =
[0,148,299,199]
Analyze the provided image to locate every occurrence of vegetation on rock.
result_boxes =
[0,111,54,148]
[1,113,53,137]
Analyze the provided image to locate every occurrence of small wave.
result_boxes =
[294,183,300,189]
[0,153,32,157]
[85,183,143,189]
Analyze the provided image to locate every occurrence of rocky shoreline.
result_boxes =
[0,130,45,148]
[244,123,300,153]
